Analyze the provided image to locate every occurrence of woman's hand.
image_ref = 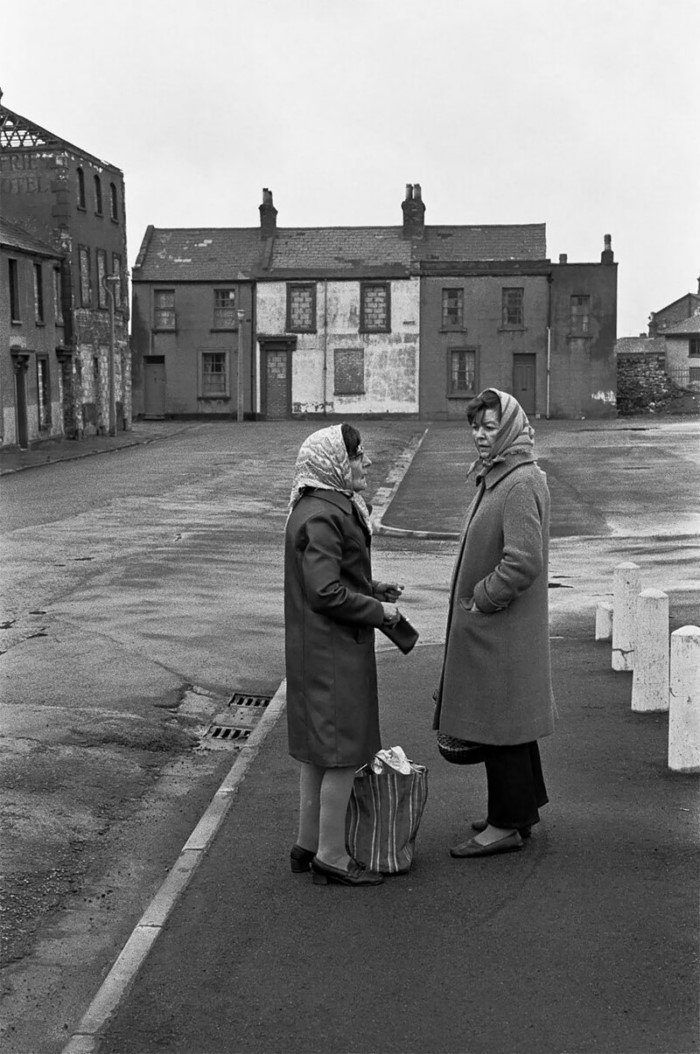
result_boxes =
[381,603,401,626]
[375,581,404,602]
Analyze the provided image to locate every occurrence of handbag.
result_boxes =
[379,614,419,654]
[436,732,488,765]
[345,747,428,874]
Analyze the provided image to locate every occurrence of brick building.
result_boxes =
[0,94,130,444]
[131,186,618,420]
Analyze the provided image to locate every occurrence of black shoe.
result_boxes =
[451,831,524,858]
[311,857,384,886]
[471,818,532,839]
[290,844,315,873]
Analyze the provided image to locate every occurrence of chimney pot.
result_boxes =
[259,187,277,239]
[604,234,612,249]
[601,233,614,265]
[405,184,413,201]
[401,182,425,240]
[559,253,568,264]
[413,183,422,201]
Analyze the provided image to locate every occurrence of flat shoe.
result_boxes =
[450,831,524,858]
[471,818,532,839]
[311,857,384,886]
[290,844,315,873]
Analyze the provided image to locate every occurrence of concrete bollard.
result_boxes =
[612,562,641,671]
[595,601,613,641]
[631,589,669,712]
[668,626,700,772]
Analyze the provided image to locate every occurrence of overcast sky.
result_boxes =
[4,0,698,336]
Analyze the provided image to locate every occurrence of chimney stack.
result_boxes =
[601,233,614,265]
[259,188,277,239]
[402,183,426,240]
[648,312,658,338]
[559,253,568,264]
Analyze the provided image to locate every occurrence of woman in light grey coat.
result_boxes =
[434,388,556,858]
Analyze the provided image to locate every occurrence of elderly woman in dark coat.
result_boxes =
[434,388,556,858]
[285,423,403,886]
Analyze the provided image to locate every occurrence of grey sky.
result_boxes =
[4,0,698,336]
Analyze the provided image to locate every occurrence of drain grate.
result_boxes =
[203,692,273,747]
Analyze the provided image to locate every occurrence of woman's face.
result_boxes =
[349,444,371,491]
[472,408,501,459]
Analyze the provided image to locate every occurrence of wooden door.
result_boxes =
[512,354,537,414]
[144,356,166,418]
[14,364,29,448]
[262,344,291,419]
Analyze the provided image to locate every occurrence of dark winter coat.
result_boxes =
[434,457,556,745]
[284,488,386,767]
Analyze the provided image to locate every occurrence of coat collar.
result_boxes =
[306,488,372,535]
[478,454,536,490]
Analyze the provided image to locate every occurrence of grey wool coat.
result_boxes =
[284,488,386,767]
[434,456,556,745]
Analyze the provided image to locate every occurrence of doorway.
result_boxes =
[144,356,166,418]
[512,354,537,414]
[12,355,30,448]
[261,341,293,419]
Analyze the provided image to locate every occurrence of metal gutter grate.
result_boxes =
[203,692,273,747]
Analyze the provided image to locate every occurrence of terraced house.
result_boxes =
[131,185,617,420]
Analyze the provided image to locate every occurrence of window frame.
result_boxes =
[109,182,119,222]
[33,262,45,323]
[360,281,391,334]
[689,336,700,358]
[9,258,21,322]
[36,354,51,429]
[333,347,366,396]
[94,174,103,216]
[501,287,524,329]
[153,288,176,331]
[447,347,478,399]
[79,246,91,306]
[199,350,230,399]
[441,287,465,331]
[570,293,591,336]
[53,267,64,325]
[96,250,108,308]
[286,282,317,333]
[111,254,123,310]
[76,167,86,210]
[212,288,238,330]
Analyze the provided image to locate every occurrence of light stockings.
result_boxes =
[297,762,356,867]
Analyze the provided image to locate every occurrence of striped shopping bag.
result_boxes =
[345,753,428,874]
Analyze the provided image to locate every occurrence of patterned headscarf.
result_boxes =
[288,424,372,533]
[468,388,535,479]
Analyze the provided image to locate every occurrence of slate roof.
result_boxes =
[0,217,61,258]
[662,314,700,336]
[615,336,667,357]
[133,223,548,281]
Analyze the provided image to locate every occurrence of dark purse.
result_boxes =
[436,732,488,765]
[379,614,419,654]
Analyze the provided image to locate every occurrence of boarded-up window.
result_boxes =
[360,283,390,332]
[154,289,175,329]
[214,288,237,328]
[449,349,476,395]
[442,288,464,329]
[201,352,228,396]
[33,263,44,322]
[287,284,316,332]
[79,247,91,306]
[111,254,122,309]
[37,356,51,428]
[97,250,108,308]
[501,287,524,327]
[53,268,64,324]
[334,348,365,395]
[570,294,591,335]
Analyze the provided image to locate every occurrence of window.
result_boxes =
[96,250,107,308]
[360,282,390,333]
[201,352,229,397]
[213,288,237,329]
[334,348,365,396]
[501,287,524,327]
[154,289,175,329]
[570,294,591,335]
[36,356,51,428]
[287,283,316,332]
[449,349,477,396]
[111,254,123,309]
[689,337,700,358]
[441,288,464,329]
[53,268,64,324]
[110,182,118,222]
[94,174,103,215]
[9,259,20,321]
[689,367,700,388]
[33,263,44,323]
[77,167,86,209]
[79,247,91,306]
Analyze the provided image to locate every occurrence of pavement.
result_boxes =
[9,419,699,1054]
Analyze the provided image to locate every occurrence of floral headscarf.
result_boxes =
[468,388,535,480]
[288,424,372,533]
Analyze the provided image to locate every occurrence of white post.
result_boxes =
[595,601,613,641]
[668,626,700,772]
[631,589,669,712]
[612,562,641,671]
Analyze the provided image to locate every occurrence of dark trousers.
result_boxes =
[484,741,548,830]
